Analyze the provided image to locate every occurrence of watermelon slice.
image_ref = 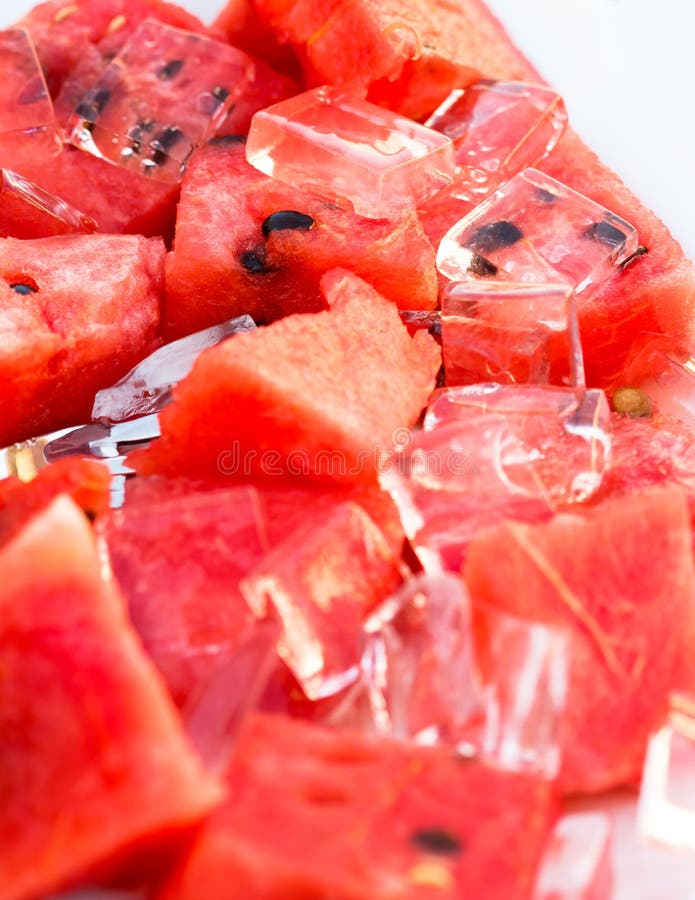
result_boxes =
[0,456,111,547]
[164,138,438,337]
[252,0,536,120]
[0,233,164,446]
[464,485,695,794]
[0,496,222,900]
[213,0,302,76]
[157,712,557,900]
[134,268,441,484]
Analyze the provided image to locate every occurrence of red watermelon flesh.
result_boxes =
[99,482,269,708]
[0,496,223,900]
[242,500,403,699]
[0,168,96,240]
[164,139,437,338]
[0,457,111,548]
[135,268,441,484]
[464,484,695,795]
[157,712,557,900]
[213,0,302,77]
[252,0,537,120]
[0,128,179,237]
[0,233,164,446]
[14,0,214,98]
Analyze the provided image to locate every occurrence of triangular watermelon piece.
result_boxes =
[133,268,441,484]
[464,485,695,794]
[0,496,222,900]
[0,233,164,445]
[157,712,557,900]
[164,139,438,338]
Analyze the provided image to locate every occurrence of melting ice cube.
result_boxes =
[630,349,695,428]
[437,168,639,294]
[0,169,97,239]
[426,80,568,201]
[533,812,613,899]
[246,85,455,219]
[68,19,255,183]
[92,315,256,423]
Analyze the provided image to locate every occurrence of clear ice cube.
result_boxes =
[436,168,640,294]
[631,349,695,427]
[246,85,456,219]
[241,502,403,701]
[0,169,97,239]
[68,19,255,183]
[360,574,482,743]
[383,384,611,571]
[425,80,568,201]
[0,29,54,135]
[638,694,695,852]
[533,812,613,899]
[441,281,581,387]
[92,315,256,424]
[468,603,568,778]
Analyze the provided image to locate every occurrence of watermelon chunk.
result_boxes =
[252,0,537,119]
[157,713,557,900]
[213,0,301,76]
[0,496,222,900]
[164,139,438,337]
[135,268,441,483]
[0,457,111,548]
[0,233,164,446]
[0,168,96,239]
[464,485,695,794]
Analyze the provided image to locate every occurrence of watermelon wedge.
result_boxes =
[464,485,695,794]
[0,496,222,900]
[133,268,441,484]
[0,233,164,446]
[157,712,557,900]
[164,138,438,337]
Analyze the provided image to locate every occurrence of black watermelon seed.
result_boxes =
[93,89,111,113]
[212,86,230,104]
[151,126,184,165]
[158,59,184,80]
[620,245,648,271]
[411,829,464,856]
[584,220,626,248]
[240,248,270,274]
[207,134,247,147]
[467,220,523,254]
[536,187,557,203]
[467,253,498,278]
[9,282,38,295]
[261,211,316,238]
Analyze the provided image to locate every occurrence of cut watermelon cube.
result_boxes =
[464,485,695,794]
[68,19,256,183]
[133,269,441,484]
[157,713,557,900]
[0,496,222,900]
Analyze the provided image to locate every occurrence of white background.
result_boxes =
[1,0,694,258]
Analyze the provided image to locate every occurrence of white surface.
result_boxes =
[1,0,694,258]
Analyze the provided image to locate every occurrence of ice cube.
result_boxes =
[68,19,255,183]
[426,80,568,201]
[246,86,455,219]
[437,169,640,294]
[0,169,97,239]
[92,315,256,424]
[361,574,482,743]
[383,384,611,571]
[0,29,54,135]
[631,349,695,427]
[441,281,580,387]
[533,812,613,899]
[241,502,403,700]
[638,694,695,852]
